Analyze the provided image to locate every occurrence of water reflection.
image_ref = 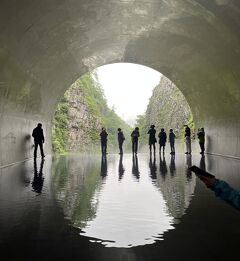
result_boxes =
[52,154,196,248]
[169,154,176,176]
[149,155,157,180]
[118,155,125,181]
[159,154,167,179]
[132,154,140,180]
[32,159,45,194]
[100,155,108,179]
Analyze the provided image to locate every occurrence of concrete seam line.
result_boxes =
[206,152,240,161]
[0,156,48,169]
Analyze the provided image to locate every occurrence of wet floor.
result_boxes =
[0,153,240,260]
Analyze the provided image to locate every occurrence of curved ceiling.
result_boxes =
[0,0,240,165]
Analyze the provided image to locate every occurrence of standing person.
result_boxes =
[117,128,125,154]
[197,127,205,154]
[32,123,45,159]
[184,125,191,154]
[169,128,176,154]
[131,127,140,154]
[147,125,157,154]
[100,127,108,155]
[158,128,167,154]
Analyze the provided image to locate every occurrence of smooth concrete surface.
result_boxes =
[1,1,240,165]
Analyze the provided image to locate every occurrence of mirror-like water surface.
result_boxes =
[53,154,195,247]
[0,153,240,261]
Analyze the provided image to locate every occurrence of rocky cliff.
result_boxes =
[136,76,193,142]
[52,73,131,153]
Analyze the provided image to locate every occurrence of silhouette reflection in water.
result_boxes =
[149,154,157,180]
[169,154,176,176]
[185,154,192,181]
[199,155,206,171]
[132,154,140,180]
[100,155,108,178]
[32,159,45,194]
[159,154,167,178]
[118,154,125,181]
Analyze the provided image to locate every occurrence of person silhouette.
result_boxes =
[32,159,45,194]
[147,125,157,155]
[169,128,176,154]
[197,127,205,154]
[159,154,167,178]
[184,125,191,154]
[132,154,140,180]
[169,154,176,176]
[149,154,157,180]
[118,154,125,181]
[100,155,108,178]
[131,127,140,154]
[32,123,45,159]
[100,127,108,155]
[158,128,167,154]
[117,128,125,155]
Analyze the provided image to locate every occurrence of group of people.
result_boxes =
[31,123,205,158]
[100,124,205,155]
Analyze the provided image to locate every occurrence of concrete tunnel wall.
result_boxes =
[0,0,240,166]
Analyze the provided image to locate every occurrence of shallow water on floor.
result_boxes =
[0,153,240,260]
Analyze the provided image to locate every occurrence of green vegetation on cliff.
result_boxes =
[52,72,131,153]
[136,76,194,143]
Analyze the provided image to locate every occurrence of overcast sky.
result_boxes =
[95,63,161,123]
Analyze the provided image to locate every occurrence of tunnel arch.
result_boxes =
[1,0,240,166]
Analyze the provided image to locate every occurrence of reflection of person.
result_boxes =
[169,129,176,154]
[118,154,125,180]
[32,159,45,194]
[149,154,157,180]
[197,127,205,154]
[131,127,140,154]
[100,155,107,178]
[158,128,167,154]
[117,128,125,155]
[132,154,140,180]
[198,173,240,210]
[147,125,157,154]
[32,123,45,159]
[100,127,108,155]
[184,125,191,154]
[185,154,192,181]
[169,154,176,176]
[159,154,167,178]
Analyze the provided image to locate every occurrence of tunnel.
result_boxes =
[0,0,240,167]
[1,1,240,260]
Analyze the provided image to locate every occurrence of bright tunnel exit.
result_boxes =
[52,63,193,154]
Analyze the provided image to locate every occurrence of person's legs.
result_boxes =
[39,142,45,157]
[189,139,192,154]
[200,142,205,154]
[135,140,138,154]
[153,143,156,153]
[101,141,105,154]
[34,142,38,158]
[105,142,107,154]
[119,142,123,154]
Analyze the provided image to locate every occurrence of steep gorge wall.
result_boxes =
[137,76,193,141]
[52,73,131,153]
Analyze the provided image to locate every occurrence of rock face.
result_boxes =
[52,73,131,153]
[137,76,193,140]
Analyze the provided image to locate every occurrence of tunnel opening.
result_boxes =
[51,63,194,155]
